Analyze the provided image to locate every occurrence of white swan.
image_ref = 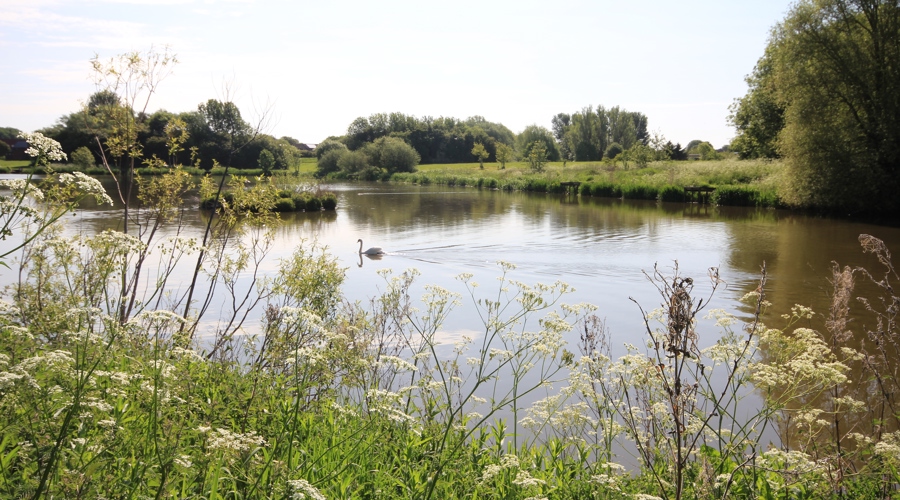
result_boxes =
[358,239,384,255]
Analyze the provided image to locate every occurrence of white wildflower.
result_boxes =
[512,470,545,488]
[377,355,418,372]
[287,478,326,500]
[206,428,267,453]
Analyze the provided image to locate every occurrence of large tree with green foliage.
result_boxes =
[741,0,900,213]
[516,125,559,162]
[728,48,784,159]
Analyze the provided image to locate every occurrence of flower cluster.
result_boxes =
[19,132,67,164]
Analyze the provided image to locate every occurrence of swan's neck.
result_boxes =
[358,240,363,253]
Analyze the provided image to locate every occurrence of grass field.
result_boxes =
[394,157,786,207]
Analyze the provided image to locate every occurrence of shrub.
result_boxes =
[620,183,658,200]
[605,142,623,159]
[658,185,686,202]
[305,196,322,211]
[316,149,345,178]
[321,192,337,210]
[273,198,296,212]
[710,186,760,207]
[71,146,96,169]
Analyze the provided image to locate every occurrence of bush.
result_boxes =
[305,196,322,211]
[321,192,337,210]
[711,185,778,207]
[338,150,370,175]
[314,139,349,159]
[316,149,345,178]
[273,198,296,212]
[620,184,658,200]
[372,137,419,173]
[605,142,623,159]
[70,147,96,169]
[658,185,686,202]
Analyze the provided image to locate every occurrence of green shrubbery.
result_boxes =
[202,186,337,213]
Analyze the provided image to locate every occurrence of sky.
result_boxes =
[0,0,793,149]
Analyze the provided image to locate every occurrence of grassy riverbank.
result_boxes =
[393,158,785,208]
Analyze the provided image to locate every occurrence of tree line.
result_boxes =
[313,106,712,178]
[4,90,312,174]
[4,91,723,180]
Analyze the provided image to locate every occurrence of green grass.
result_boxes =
[398,158,786,207]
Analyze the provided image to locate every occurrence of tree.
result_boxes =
[746,0,900,213]
[71,146,96,169]
[604,142,623,160]
[258,149,275,176]
[0,127,21,140]
[370,136,419,173]
[337,150,370,175]
[315,139,349,159]
[527,141,548,172]
[517,125,559,162]
[316,149,346,178]
[663,141,688,161]
[551,113,571,141]
[471,142,489,168]
[694,142,718,160]
[0,141,10,158]
[628,144,654,168]
[495,143,513,169]
[728,47,784,159]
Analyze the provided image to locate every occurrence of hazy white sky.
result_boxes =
[1,0,791,148]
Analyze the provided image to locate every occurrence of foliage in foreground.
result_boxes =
[3,166,900,498]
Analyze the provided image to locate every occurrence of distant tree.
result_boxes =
[258,149,275,176]
[337,150,370,175]
[71,146,96,169]
[685,140,704,152]
[605,142,623,160]
[495,143,513,169]
[315,139,349,159]
[0,141,10,158]
[87,89,121,112]
[663,141,687,161]
[628,144,654,168]
[551,113,571,141]
[316,149,346,178]
[0,127,22,140]
[280,136,303,149]
[471,142,489,168]
[698,143,718,160]
[517,125,559,162]
[371,136,419,173]
[527,141,548,173]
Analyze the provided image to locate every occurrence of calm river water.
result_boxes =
[56,180,900,354]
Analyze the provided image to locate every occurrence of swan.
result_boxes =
[358,239,384,255]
